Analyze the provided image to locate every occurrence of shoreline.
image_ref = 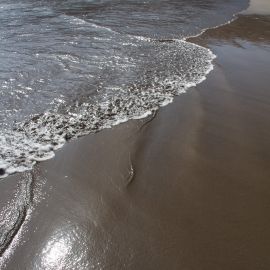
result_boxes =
[0,0,249,180]
[1,2,270,269]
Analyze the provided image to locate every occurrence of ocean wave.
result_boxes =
[63,14,117,33]
[0,40,215,178]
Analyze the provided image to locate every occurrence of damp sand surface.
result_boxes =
[1,4,270,270]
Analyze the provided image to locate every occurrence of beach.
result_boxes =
[0,0,270,269]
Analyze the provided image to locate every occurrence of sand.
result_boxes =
[0,1,270,269]
[244,0,270,14]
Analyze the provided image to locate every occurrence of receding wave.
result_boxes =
[0,40,215,178]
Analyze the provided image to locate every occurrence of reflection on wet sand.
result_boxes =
[36,223,90,269]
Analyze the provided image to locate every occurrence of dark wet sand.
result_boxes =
[1,7,270,270]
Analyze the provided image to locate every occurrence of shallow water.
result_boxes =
[0,0,248,177]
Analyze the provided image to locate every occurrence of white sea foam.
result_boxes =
[0,40,216,178]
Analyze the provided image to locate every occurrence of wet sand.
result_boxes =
[1,3,270,270]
